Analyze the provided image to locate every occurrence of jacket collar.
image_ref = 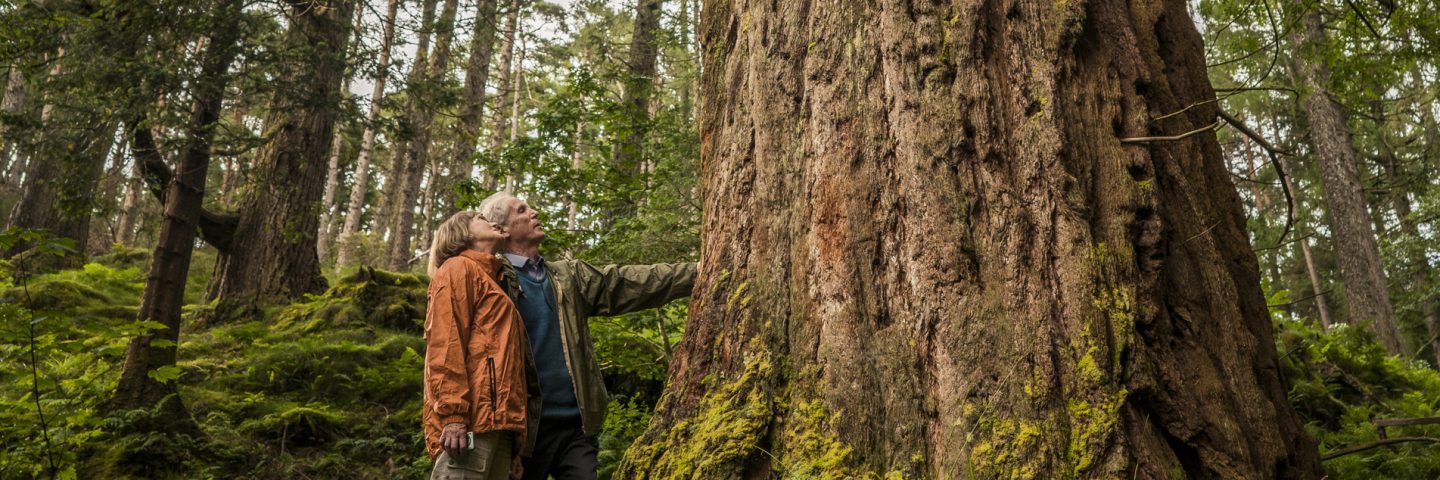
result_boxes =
[457,249,502,276]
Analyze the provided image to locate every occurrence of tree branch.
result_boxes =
[1320,437,1440,461]
[129,120,237,252]
[1218,110,1296,247]
[1118,119,1223,144]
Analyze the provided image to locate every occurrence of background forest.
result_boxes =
[0,0,1436,478]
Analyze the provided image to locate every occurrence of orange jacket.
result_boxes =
[423,249,538,461]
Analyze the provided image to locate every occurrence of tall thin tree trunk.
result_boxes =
[677,0,693,122]
[1378,134,1440,365]
[107,0,242,420]
[1238,129,1292,317]
[317,6,364,265]
[567,99,586,234]
[486,0,520,191]
[0,68,29,191]
[610,0,663,216]
[385,0,457,270]
[336,0,403,269]
[1273,153,1334,329]
[209,0,356,317]
[503,40,524,193]
[379,0,437,263]
[115,158,141,246]
[418,152,439,248]
[618,0,1322,477]
[1292,11,1403,353]
[447,0,499,210]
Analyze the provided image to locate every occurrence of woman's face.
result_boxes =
[468,216,508,244]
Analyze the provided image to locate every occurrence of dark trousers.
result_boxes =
[522,416,598,480]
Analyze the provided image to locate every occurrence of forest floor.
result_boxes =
[1,248,1438,478]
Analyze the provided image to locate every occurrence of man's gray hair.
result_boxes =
[478,191,518,225]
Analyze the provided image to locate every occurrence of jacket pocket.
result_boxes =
[487,357,497,412]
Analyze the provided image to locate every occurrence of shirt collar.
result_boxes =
[503,253,543,269]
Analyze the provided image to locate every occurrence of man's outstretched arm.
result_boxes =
[578,261,698,317]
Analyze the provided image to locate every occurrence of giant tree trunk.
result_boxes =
[611,0,664,215]
[1291,12,1403,354]
[108,7,240,417]
[335,0,403,270]
[208,0,354,316]
[446,0,499,207]
[618,0,1322,477]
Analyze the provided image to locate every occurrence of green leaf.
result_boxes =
[147,365,182,384]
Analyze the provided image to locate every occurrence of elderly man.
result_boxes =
[477,192,696,480]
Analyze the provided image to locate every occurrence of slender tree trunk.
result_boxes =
[0,68,29,194]
[218,105,249,209]
[677,0,693,122]
[447,0,499,210]
[503,40,524,193]
[567,98,586,234]
[417,0,460,238]
[115,158,142,246]
[107,1,241,420]
[618,0,1323,477]
[486,0,520,189]
[610,0,663,216]
[379,0,437,254]
[336,0,403,269]
[1292,11,1403,353]
[317,6,364,265]
[209,0,356,317]
[1377,137,1440,365]
[385,0,456,270]
[1238,131,1293,317]
[418,153,438,248]
[1275,155,1334,329]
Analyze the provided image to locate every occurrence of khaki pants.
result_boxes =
[430,431,513,480]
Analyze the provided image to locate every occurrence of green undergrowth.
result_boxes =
[1,258,433,479]
[6,253,1440,478]
[1277,318,1440,479]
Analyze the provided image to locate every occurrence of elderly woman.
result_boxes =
[423,211,539,480]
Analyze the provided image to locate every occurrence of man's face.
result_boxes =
[505,198,544,244]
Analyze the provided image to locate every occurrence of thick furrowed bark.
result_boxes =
[208,0,354,316]
[617,0,1322,478]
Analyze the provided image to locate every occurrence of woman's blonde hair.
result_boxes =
[428,211,482,275]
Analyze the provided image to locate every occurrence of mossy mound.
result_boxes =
[273,267,427,332]
[91,246,153,271]
[3,263,144,318]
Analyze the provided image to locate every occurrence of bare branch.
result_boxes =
[1219,110,1297,247]
[1320,437,1440,461]
[1118,120,1223,144]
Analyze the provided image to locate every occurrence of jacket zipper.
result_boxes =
[487,357,497,412]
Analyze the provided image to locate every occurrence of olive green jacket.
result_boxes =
[513,260,697,435]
